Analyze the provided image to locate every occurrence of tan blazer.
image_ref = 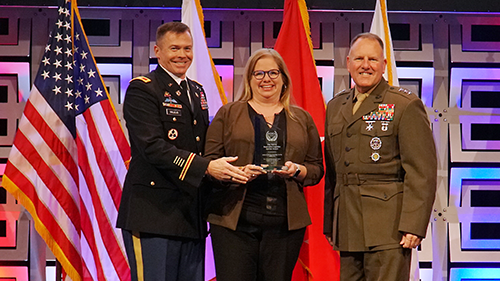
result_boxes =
[323,79,437,251]
[204,101,324,231]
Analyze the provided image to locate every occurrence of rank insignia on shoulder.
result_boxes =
[398,88,412,95]
[129,76,151,83]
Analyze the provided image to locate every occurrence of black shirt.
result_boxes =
[243,104,287,216]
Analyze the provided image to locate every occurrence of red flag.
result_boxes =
[1,0,131,280]
[275,0,339,280]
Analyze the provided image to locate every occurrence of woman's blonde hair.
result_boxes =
[238,48,295,118]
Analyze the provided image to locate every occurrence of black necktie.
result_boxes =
[180,80,193,111]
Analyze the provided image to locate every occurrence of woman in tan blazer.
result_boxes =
[204,49,323,281]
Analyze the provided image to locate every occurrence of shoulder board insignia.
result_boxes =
[130,76,151,83]
[334,89,348,97]
[397,87,412,95]
[191,79,203,87]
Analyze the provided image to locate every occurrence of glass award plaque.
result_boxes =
[255,119,285,171]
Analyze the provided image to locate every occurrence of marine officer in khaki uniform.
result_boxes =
[323,33,437,280]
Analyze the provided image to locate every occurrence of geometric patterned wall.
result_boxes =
[2,5,500,280]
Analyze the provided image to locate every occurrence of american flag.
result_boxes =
[1,0,131,280]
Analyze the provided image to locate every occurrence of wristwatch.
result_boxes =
[292,164,301,179]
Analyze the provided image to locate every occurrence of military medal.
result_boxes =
[168,128,178,140]
[370,137,382,150]
[363,104,395,121]
[365,121,375,131]
[164,91,171,97]
[200,93,209,110]
[381,121,389,131]
[163,103,182,108]
[371,152,380,162]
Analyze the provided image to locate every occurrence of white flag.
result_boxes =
[370,0,399,86]
[182,0,227,119]
[371,1,422,280]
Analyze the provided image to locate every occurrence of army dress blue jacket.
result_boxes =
[117,66,210,239]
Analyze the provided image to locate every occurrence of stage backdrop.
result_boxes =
[2,4,500,281]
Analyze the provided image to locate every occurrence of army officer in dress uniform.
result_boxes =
[116,22,248,281]
[323,33,437,280]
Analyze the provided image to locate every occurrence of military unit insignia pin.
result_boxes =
[371,152,380,162]
[370,137,382,150]
[370,137,382,162]
[365,121,375,131]
[168,128,178,140]
[381,121,389,132]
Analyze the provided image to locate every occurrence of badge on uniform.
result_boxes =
[163,103,182,108]
[381,121,389,131]
[365,121,375,131]
[362,104,395,121]
[163,96,182,108]
[370,137,382,150]
[164,91,171,97]
[166,108,182,116]
[168,128,178,140]
[200,92,209,110]
[363,104,395,132]
[164,96,178,103]
[370,137,382,162]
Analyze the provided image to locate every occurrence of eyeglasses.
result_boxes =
[252,69,281,80]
